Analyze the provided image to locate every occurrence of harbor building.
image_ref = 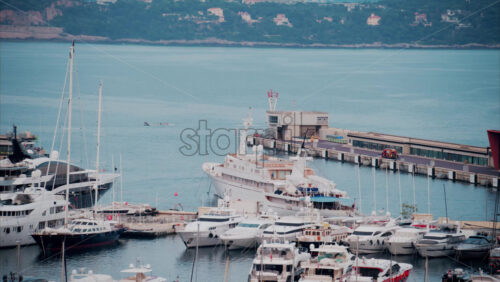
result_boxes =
[265,110,329,140]
[264,106,494,168]
[347,131,492,167]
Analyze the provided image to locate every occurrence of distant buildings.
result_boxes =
[412,12,432,27]
[207,8,225,22]
[273,14,292,27]
[238,12,260,25]
[366,13,380,25]
[441,9,459,23]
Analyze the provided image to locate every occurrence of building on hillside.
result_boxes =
[367,13,381,25]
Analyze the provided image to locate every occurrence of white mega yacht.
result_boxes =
[202,114,356,217]
[220,217,274,250]
[0,153,118,209]
[177,198,242,248]
[345,220,400,254]
[0,187,67,248]
[387,228,426,255]
[248,240,310,282]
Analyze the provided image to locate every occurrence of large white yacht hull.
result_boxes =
[415,244,456,258]
[347,240,387,254]
[209,175,352,217]
[387,241,415,255]
[221,236,258,250]
[177,230,223,248]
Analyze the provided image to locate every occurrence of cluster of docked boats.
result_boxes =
[175,112,499,280]
[0,43,126,254]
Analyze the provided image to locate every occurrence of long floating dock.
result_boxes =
[251,137,499,188]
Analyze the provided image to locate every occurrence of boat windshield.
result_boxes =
[198,217,229,222]
[315,269,334,276]
[238,223,260,228]
[254,264,286,274]
[276,222,305,227]
[464,236,489,245]
[422,235,445,240]
[353,231,373,236]
[357,267,382,278]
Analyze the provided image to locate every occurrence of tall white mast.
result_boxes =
[94,81,103,213]
[120,153,123,204]
[64,41,74,228]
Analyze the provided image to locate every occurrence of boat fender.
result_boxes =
[370,240,373,245]
[209,233,214,238]
[376,240,380,245]
[214,234,219,239]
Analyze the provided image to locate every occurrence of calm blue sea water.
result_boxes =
[0,41,499,281]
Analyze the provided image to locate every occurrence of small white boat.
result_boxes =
[220,217,274,250]
[70,269,114,282]
[70,261,166,282]
[248,239,310,282]
[387,228,426,255]
[299,244,353,282]
[120,263,166,282]
[177,198,242,248]
[345,257,412,282]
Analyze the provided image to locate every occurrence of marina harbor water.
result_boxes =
[0,42,499,281]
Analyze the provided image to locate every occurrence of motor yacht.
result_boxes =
[345,258,412,282]
[296,222,352,251]
[345,220,400,254]
[260,209,320,243]
[387,228,426,255]
[177,197,242,248]
[299,244,353,281]
[248,239,310,282]
[456,234,493,260]
[220,217,274,250]
[414,222,466,258]
[0,187,67,248]
[32,217,126,253]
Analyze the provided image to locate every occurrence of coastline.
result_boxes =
[1,25,499,49]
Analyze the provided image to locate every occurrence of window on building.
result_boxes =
[268,116,278,123]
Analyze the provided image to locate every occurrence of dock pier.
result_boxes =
[251,137,499,188]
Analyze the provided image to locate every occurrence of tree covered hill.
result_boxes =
[1,0,499,47]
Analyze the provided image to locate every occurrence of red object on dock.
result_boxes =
[381,148,398,159]
[488,130,500,170]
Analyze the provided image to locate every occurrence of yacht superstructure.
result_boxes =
[0,187,67,248]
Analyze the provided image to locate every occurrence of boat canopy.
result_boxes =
[304,196,354,205]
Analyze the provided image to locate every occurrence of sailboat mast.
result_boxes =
[64,42,74,228]
[120,153,123,204]
[94,81,103,212]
